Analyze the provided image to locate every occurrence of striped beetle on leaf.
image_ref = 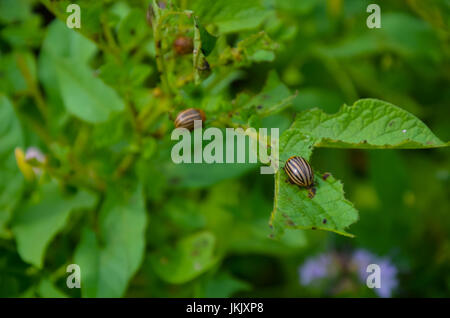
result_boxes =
[174,108,206,131]
[284,156,316,198]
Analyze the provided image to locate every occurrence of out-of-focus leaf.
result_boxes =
[53,57,125,123]
[194,17,217,57]
[197,272,251,297]
[0,0,31,23]
[292,87,343,114]
[0,96,24,238]
[321,13,441,62]
[241,71,296,118]
[117,9,149,52]
[99,60,153,88]
[40,20,97,63]
[291,99,447,149]
[38,20,98,130]
[190,0,271,33]
[38,279,68,298]
[150,231,218,284]
[11,182,97,268]
[220,31,277,67]
[74,186,147,297]
[0,52,36,94]
[0,15,43,48]
[164,162,257,189]
[0,95,24,157]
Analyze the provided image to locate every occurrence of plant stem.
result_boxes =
[15,53,49,122]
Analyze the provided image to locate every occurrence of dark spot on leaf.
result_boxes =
[311,227,316,230]
[257,105,263,110]
[199,60,210,71]
[362,140,367,144]
[191,249,199,257]
[322,219,327,224]
[322,173,330,180]
[286,219,295,226]
[389,121,394,126]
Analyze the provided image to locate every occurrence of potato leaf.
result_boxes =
[150,231,218,284]
[74,186,147,297]
[292,99,447,149]
[11,182,97,268]
[271,129,358,238]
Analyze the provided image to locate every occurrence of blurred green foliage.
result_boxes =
[0,0,449,297]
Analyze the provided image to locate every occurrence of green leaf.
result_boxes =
[236,31,277,64]
[320,13,441,62]
[164,162,257,189]
[198,272,251,297]
[0,0,31,23]
[54,57,125,123]
[0,95,24,238]
[150,231,218,284]
[271,169,359,238]
[291,99,447,149]
[38,20,98,129]
[0,52,36,95]
[117,9,149,52]
[40,20,97,63]
[11,182,97,268]
[271,129,358,237]
[0,95,23,157]
[74,186,147,297]
[194,17,217,57]
[241,70,296,118]
[37,279,68,298]
[190,0,271,33]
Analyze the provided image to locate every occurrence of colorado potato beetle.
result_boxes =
[174,108,206,131]
[284,156,315,197]
[173,36,193,55]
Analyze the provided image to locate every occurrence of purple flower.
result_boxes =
[25,147,45,175]
[299,252,334,286]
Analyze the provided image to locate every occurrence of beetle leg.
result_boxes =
[307,187,316,199]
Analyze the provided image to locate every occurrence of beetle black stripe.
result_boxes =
[285,156,314,187]
[286,160,305,185]
[288,159,306,184]
[175,109,204,130]
[298,157,313,185]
